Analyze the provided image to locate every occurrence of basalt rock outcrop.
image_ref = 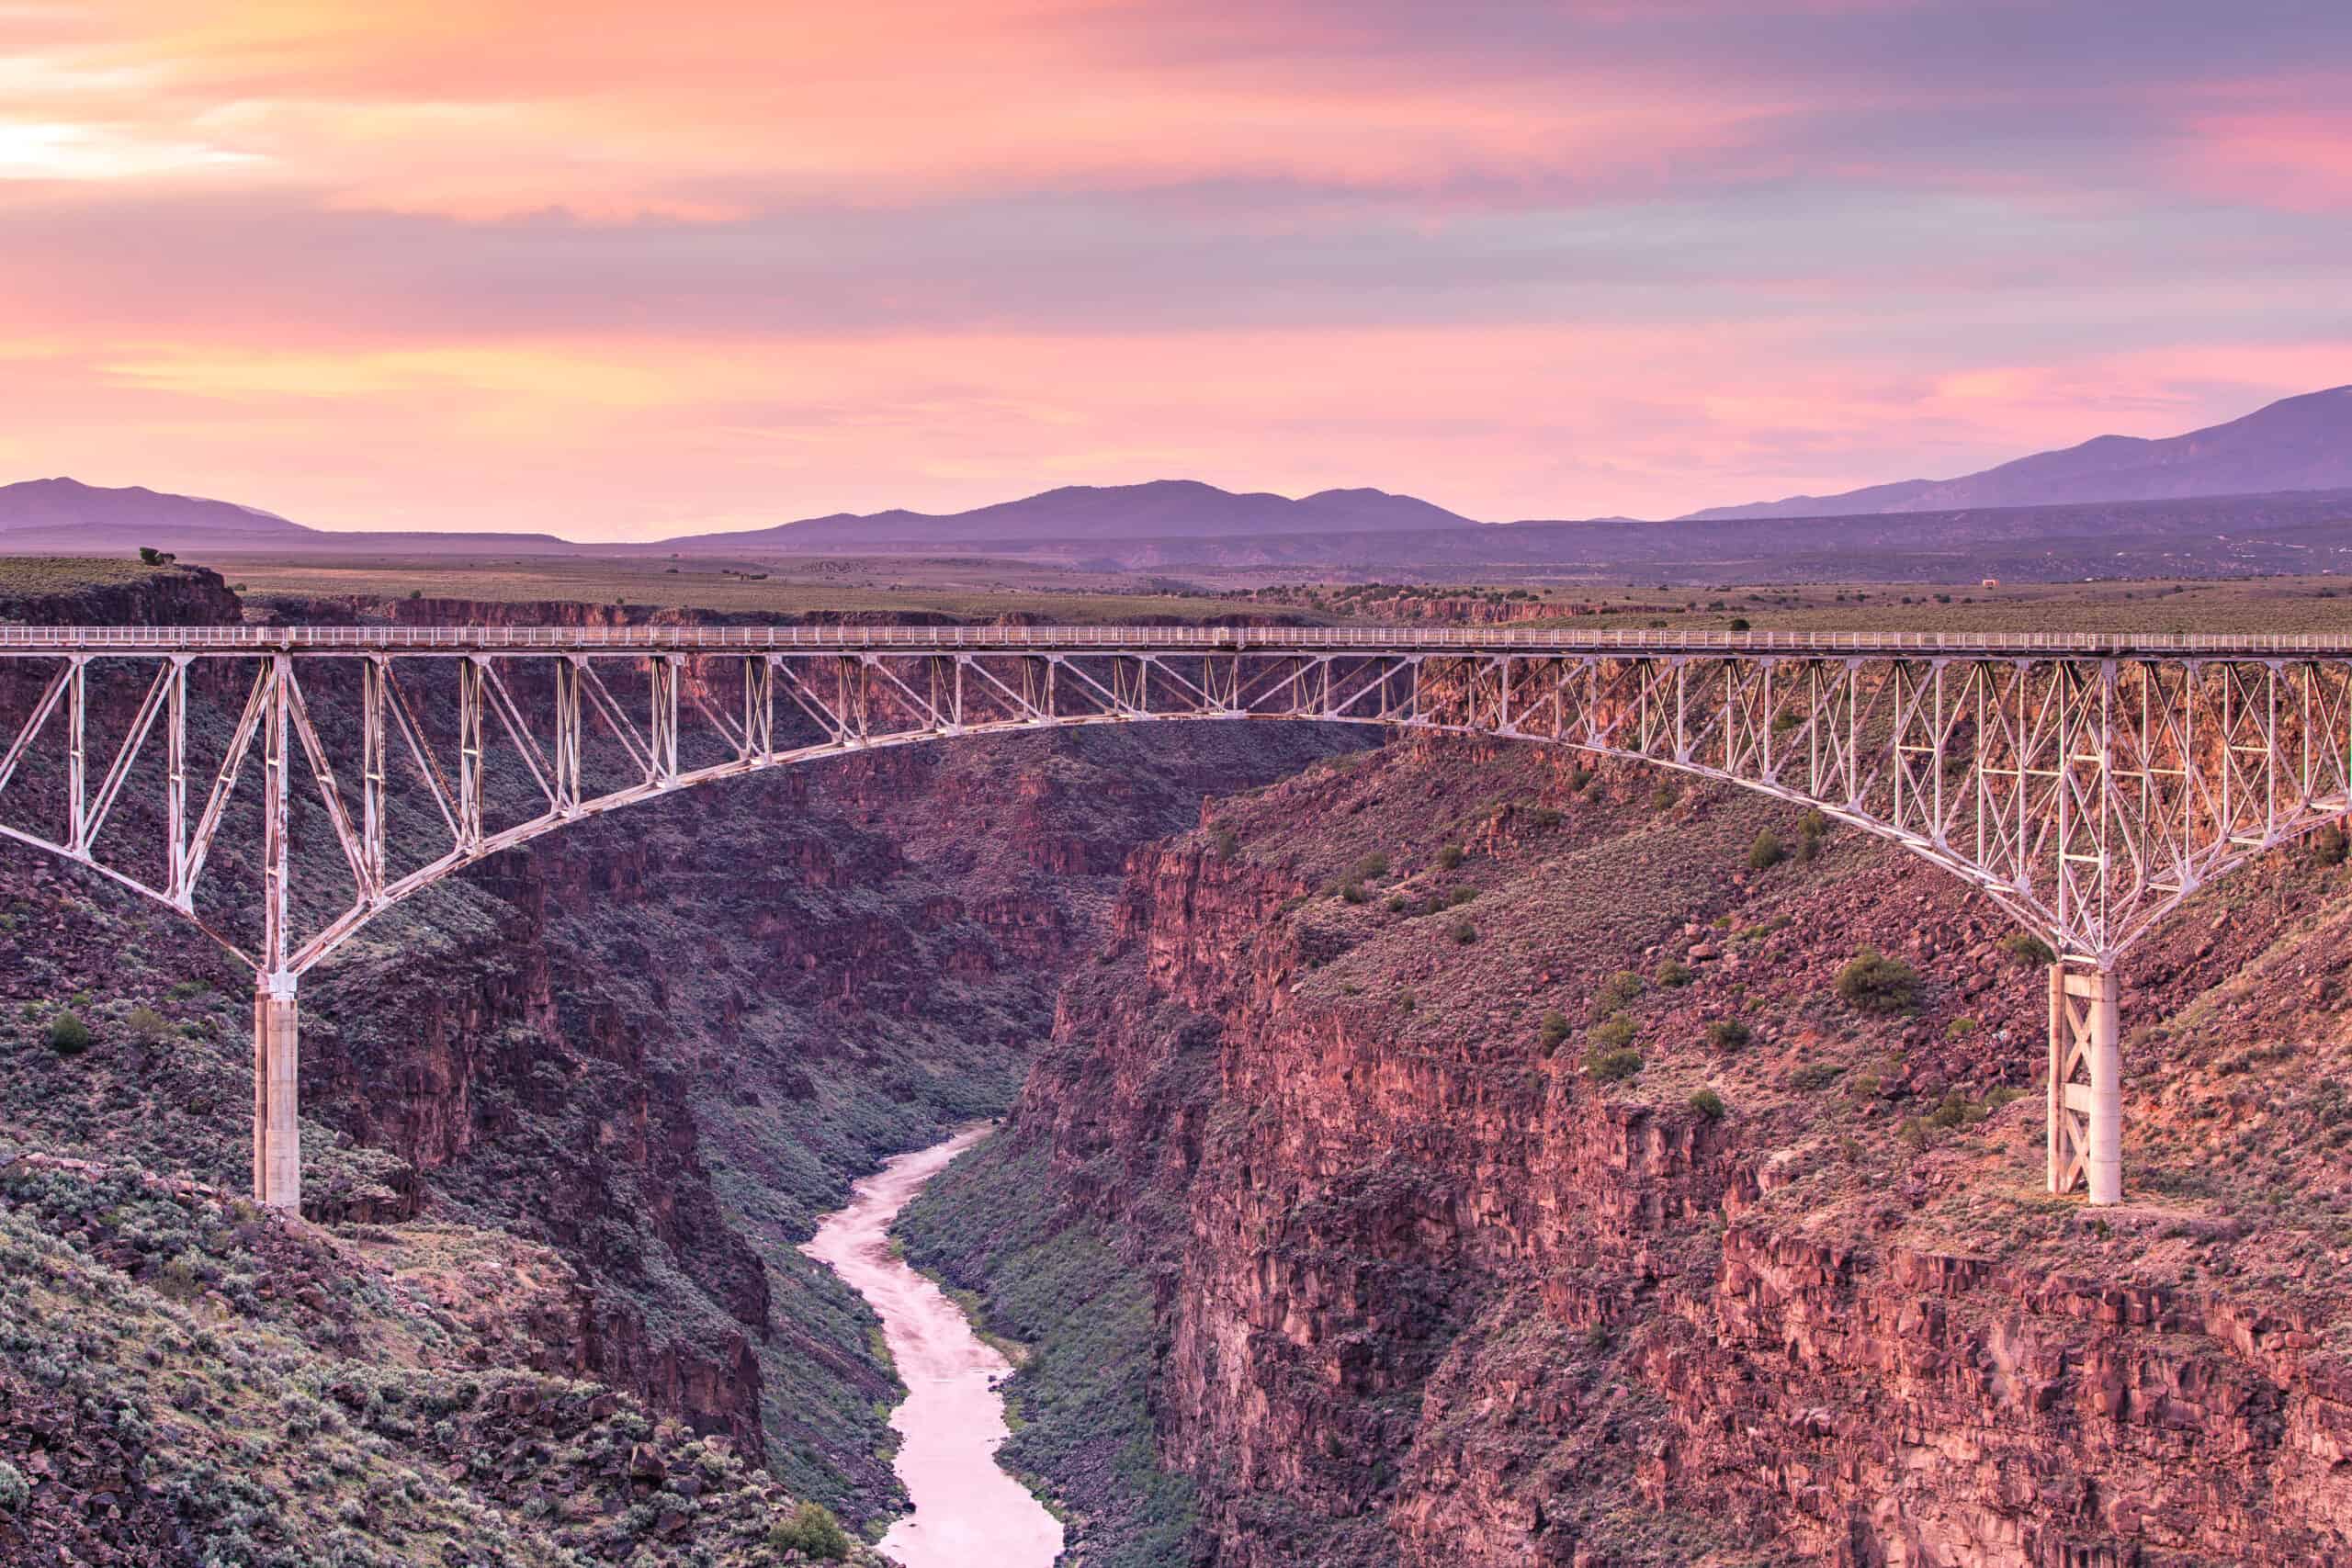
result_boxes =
[989,737,2352,1566]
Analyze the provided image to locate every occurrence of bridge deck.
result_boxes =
[5,624,2352,658]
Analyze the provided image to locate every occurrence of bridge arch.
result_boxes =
[6,623,2350,1214]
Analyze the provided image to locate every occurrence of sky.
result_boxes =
[1,0,2348,539]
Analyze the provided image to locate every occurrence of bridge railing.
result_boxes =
[8,623,2352,656]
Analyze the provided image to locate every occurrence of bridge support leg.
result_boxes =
[2047,964,2120,1205]
[252,975,300,1213]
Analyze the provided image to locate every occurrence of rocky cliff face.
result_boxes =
[0,559,241,626]
[263,595,1363,1520]
[0,572,1363,1528]
[989,738,2352,1566]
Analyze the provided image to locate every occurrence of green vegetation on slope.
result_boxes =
[0,1164,874,1566]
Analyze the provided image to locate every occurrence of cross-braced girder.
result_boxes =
[8,623,2352,1211]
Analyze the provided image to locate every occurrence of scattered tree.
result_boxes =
[1594,969,1645,1014]
[1998,931,2055,967]
[1538,1010,1571,1051]
[1585,1045,1644,1082]
[768,1501,854,1562]
[46,1010,92,1056]
[1834,948,1921,1014]
[1688,1089,1726,1121]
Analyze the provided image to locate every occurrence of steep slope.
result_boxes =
[0,568,1364,1543]
[914,737,2352,1566]
[1688,384,2352,519]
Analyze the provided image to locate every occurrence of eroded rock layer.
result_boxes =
[979,737,2352,1566]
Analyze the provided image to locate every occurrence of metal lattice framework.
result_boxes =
[5,622,2349,1211]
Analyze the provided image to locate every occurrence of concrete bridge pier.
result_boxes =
[2047,964,2121,1205]
[252,975,300,1213]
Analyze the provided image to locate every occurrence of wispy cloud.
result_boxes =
[0,0,2346,532]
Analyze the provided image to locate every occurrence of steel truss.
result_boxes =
[5,626,2347,1212]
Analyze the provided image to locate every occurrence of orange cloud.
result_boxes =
[8,1,1785,219]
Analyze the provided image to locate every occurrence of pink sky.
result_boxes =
[2,0,2346,536]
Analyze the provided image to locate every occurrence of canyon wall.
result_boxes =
[0,576,1363,1528]
[962,736,2352,1565]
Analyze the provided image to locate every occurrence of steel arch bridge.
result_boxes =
[6,621,2350,1214]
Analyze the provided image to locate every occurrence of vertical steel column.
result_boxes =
[360,659,387,890]
[64,656,87,854]
[553,657,583,812]
[458,657,486,844]
[164,657,188,897]
[2047,964,2121,1205]
[256,655,300,1213]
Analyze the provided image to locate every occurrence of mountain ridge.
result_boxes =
[1683,384,2352,520]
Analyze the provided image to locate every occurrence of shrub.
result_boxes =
[1834,948,1920,1014]
[137,545,168,567]
[1595,969,1645,1013]
[1688,1089,1726,1121]
[1340,882,1368,905]
[46,1010,93,1055]
[125,1004,171,1043]
[1538,1010,1571,1050]
[1386,895,1408,914]
[1787,1061,1843,1091]
[1451,919,1477,945]
[1728,617,1751,633]
[1705,1018,1750,1050]
[1797,808,1832,840]
[769,1500,854,1561]
[1586,1046,1645,1082]
[1349,852,1391,881]
[1655,959,1694,987]
[2315,825,2351,866]
[1397,989,1416,1012]
[0,1459,25,1512]
[1747,830,1785,871]
[407,588,424,601]
[1445,886,1478,908]
[1945,1015,1979,1039]
[1211,826,1240,861]
[1793,832,1820,863]
[1435,844,1464,871]
[1588,1014,1637,1051]
[1999,931,2055,967]
[1649,781,1680,811]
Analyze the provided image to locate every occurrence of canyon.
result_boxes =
[912,739,2352,1565]
[6,563,2352,1565]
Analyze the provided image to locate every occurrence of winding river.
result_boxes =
[801,1128,1065,1568]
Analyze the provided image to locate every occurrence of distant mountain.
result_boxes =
[650,479,1479,551]
[1685,384,2352,520]
[0,477,317,550]
[0,477,573,556]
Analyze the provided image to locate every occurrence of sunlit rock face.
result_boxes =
[1001,736,2352,1567]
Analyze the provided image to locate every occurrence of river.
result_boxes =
[801,1127,1066,1568]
